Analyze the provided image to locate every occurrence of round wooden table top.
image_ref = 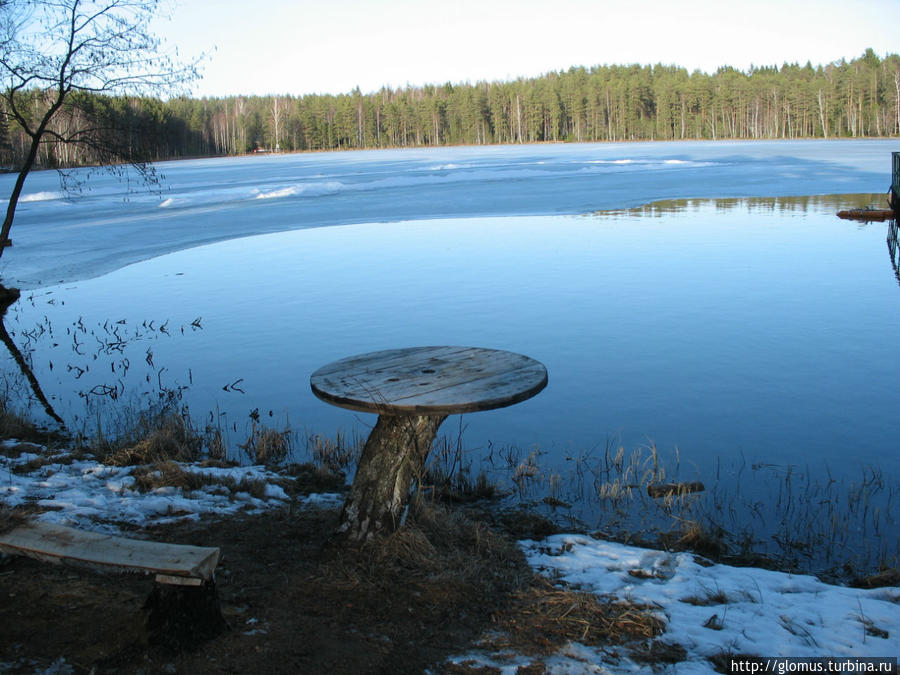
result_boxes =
[310,346,548,415]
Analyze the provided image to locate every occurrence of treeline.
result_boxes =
[3,49,899,169]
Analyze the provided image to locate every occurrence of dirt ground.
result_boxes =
[0,497,553,674]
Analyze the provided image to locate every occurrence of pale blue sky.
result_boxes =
[155,0,900,97]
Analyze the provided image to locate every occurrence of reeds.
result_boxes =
[438,435,899,579]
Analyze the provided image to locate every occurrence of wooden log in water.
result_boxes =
[836,209,896,222]
[647,481,705,498]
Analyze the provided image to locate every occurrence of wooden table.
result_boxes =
[310,346,548,540]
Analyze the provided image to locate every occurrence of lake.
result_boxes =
[1,140,898,551]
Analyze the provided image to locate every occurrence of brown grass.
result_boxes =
[102,411,202,466]
[307,430,359,474]
[480,575,669,659]
[131,460,213,493]
[204,426,227,461]
[851,567,900,589]
[280,461,347,493]
[240,420,292,466]
[0,406,38,441]
[0,399,66,447]
[316,501,530,598]
[131,460,274,501]
[680,589,731,606]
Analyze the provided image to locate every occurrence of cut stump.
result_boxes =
[337,413,447,541]
[145,581,228,650]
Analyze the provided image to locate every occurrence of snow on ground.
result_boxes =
[0,440,342,533]
[3,440,898,673]
[451,535,899,673]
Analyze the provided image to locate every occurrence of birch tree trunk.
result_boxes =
[337,413,447,541]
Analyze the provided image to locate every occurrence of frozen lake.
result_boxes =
[1,140,898,488]
[0,139,890,288]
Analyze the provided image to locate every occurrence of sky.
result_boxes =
[153,0,900,99]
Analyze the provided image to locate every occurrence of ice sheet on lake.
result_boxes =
[1,139,892,288]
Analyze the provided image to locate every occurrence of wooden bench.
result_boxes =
[0,521,220,585]
[0,521,226,647]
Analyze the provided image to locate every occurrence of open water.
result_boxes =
[1,140,898,495]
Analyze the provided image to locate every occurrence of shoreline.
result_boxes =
[1,436,897,672]
[5,135,899,177]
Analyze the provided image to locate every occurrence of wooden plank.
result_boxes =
[310,346,548,415]
[0,522,219,583]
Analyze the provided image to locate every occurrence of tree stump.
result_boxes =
[145,581,228,650]
[337,413,446,541]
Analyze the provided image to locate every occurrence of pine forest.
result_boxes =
[3,49,900,170]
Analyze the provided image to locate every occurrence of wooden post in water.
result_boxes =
[892,152,900,214]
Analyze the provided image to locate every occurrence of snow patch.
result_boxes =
[20,191,65,203]
[253,181,344,199]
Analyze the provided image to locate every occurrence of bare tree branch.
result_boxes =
[0,0,201,262]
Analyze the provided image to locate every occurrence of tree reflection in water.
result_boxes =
[0,287,202,433]
[0,286,65,427]
[888,218,900,285]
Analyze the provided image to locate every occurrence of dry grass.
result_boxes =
[8,450,80,475]
[850,567,900,589]
[204,426,227,461]
[240,420,293,466]
[130,460,273,500]
[0,396,66,446]
[317,501,529,596]
[306,430,359,474]
[281,461,347,494]
[485,576,666,656]
[0,405,39,441]
[100,410,202,466]
[495,508,561,540]
[131,460,215,493]
[680,588,732,606]
[326,505,678,669]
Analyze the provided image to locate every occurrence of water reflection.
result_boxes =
[0,286,65,427]
[888,218,900,285]
[599,193,885,218]
[1,288,201,430]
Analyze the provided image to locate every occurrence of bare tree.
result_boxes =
[270,95,283,152]
[0,0,200,260]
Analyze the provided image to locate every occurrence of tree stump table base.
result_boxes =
[336,413,446,541]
